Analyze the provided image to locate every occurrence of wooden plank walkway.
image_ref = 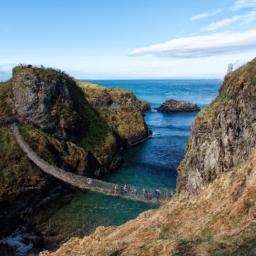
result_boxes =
[12,124,173,204]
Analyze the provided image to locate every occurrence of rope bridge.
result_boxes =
[12,124,173,204]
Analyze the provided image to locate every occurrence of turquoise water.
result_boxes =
[41,79,222,240]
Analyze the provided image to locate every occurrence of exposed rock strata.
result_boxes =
[156,99,200,113]
[12,66,80,140]
[177,58,256,194]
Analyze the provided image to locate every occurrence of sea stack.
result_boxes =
[156,99,200,113]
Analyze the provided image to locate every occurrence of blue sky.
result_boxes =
[1,0,256,79]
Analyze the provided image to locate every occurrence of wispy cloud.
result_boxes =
[206,11,256,30]
[191,9,223,21]
[130,29,256,58]
[232,0,256,10]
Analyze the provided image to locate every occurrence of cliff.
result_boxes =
[0,66,149,237]
[79,81,150,145]
[12,66,81,140]
[177,58,256,195]
[41,58,256,255]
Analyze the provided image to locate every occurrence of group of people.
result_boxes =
[143,188,162,200]
[112,183,173,201]
[112,184,137,195]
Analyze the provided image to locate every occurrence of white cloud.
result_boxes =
[233,0,256,10]
[130,29,256,58]
[206,11,256,30]
[207,16,241,31]
[191,9,223,21]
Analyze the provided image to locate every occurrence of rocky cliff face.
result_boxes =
[12,66,81,140]
[177,58,256,194]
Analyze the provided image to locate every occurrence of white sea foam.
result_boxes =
[0,227,33,256]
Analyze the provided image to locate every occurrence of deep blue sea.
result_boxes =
[35,80,222,244]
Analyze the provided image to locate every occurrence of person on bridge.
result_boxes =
[124,184,130,193]
[143,189,149,200]
[168,190,173,197]
[112,184,115,193]
[148,191,153,201]
[155,189,161,200]
[114,184,120,194]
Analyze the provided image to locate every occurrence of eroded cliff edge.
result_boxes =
[41,58,256,255]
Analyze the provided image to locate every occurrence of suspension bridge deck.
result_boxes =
[12,124,173,204]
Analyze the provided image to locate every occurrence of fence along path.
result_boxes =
[12,124,173,204]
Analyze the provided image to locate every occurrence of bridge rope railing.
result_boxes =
[11,124,174,204]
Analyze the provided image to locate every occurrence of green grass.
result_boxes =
[13,64,73,81]
[0,79,14,117]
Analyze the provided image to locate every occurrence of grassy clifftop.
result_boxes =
[79,81,150,145]
[0,79,14,118]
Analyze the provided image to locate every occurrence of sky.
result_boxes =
[0,0,256,80]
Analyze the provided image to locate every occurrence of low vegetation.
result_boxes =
[79,81,149,145]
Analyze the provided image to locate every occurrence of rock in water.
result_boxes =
[177,58,256,195]
[12,65,80,140]
[156,99,200,113]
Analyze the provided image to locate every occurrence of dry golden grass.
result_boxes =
[41,149,256,256]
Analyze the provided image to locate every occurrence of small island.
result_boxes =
[156,99,200,113]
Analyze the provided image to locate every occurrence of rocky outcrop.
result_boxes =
[79,81,150,145]
[156,99,200,113]
[78,82,151,112]
[12,66,81,140]
[177,58,256,195]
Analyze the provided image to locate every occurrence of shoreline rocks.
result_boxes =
[156,99,200,113]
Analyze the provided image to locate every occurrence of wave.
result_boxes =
[150,124,191,131]
[0,227,34,256]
